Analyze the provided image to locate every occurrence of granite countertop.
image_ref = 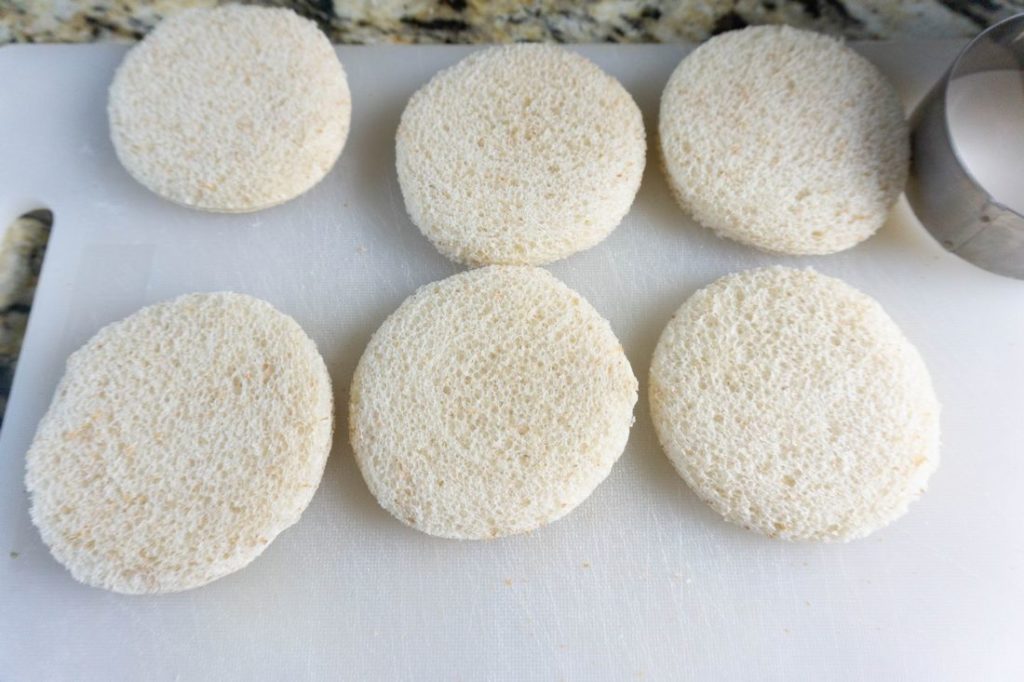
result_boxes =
[3,0,1022,43]
[0,0,1021,423]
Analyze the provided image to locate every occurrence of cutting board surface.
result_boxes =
[2,42,1023,681]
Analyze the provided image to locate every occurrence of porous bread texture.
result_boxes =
[649,267,940,542]
[658,26,909,255]
[396,45,646,266]
[108,5,351,212]
[350,266,638,539]
[25,292,333,594]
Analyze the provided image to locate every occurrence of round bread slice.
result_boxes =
[649,267,939,541]
[658,26,908,255]
[108,6,351,212]
[25,293,333,593]
[396,45,646,266]
[350,266,638,539]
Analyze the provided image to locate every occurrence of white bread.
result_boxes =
[108,5,351,212]
[658,26,908,255]
[349,266,638,539]
[649,267,939,541]
[396,45,646,266]
[25,293,333,593]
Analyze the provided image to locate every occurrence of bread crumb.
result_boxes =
[659,26,908,255]
[108,5,351,212]
[25,292,333,594]
[396,45,645,266]
[350,266,637,540]
[649,266,939,541]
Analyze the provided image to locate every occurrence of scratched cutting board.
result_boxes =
[1,42,1023,681]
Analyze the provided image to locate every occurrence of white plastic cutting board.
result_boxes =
[1,42,1023,681]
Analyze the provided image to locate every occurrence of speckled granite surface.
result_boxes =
[0,212,50,423]
[3,0,1023,43]
[0,0,1022,422]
